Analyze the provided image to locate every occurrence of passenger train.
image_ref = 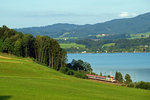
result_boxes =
[86,74,116,82]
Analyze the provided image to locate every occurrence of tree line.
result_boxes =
[114,72,150,90]
[0,25,67,70]
[74,37,150,53]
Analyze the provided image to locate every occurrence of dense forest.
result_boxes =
[0,25,67,70]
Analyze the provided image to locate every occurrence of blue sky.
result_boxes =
[0,0,150,28]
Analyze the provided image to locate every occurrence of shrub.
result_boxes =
[127,82,135,88]
[59,67,69,74]
[74,72,87,79]
[67,70,74,75]
[121,83,126,87]
[136,81,150,90]
[90,72,97,75]
[107,75,110,78]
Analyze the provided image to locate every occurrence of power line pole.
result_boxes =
[134,73,136,88]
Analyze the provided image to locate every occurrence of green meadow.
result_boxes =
[60,43,86,49]
[0,53,150,100]
[102,43,115,48]
[129,32,150,39]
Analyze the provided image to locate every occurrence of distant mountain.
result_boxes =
[15,12,150,38]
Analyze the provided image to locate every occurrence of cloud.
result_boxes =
[119,12,129,17]
[119,12,137,18]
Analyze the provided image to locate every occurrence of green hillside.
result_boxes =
[129,32,150,39]
[102,43,115,48]
[60,43,86,49]
[15,12,150,38]
[0,53,150,100]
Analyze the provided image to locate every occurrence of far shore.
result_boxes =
[67,52,150,54]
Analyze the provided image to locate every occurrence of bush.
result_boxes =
[136,81,150,90]
[126,81,150,90]
[74,72,87,79]
[121,83,126,87]
[90,72,97,75]
[107,75,110,78]
[59,67,87,78]
[127,82,135,88]
[59,67,69,74]
[67,70,74,75]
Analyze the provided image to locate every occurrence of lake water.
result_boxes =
[67,53,150,82]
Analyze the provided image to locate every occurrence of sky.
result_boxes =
[0,0,150,28]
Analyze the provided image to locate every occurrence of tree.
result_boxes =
[22,34,35,57]
[0,26,16,41]
[115,72,123,83]
[83,62,92,72]
[100,72,103,76]
[73,59,84,71]
[14,39,22,56]
[0,39,3,52]
[125,74,132,85]
[69,59,92,72]
[59,48,67,69]
[34,35,66,70]
[2,38,13,53]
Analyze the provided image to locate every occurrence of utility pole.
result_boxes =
[134,73,136,88]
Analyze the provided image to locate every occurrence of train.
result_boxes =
[86,74,116,82]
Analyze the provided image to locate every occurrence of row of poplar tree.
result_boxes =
[0,25,67,70]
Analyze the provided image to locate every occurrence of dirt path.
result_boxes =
[0,56,12,59]
[0,61,22,63]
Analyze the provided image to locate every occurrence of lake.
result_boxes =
[67,53,150,82]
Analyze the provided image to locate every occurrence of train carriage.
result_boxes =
[86,74,115,82]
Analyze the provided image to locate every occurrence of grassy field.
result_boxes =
[129,32,150,39]
[55,32,78,40]
[0,53,150,100]
[59,32,70,38]
[55,37,78,40]
[102,43,115,48]
[60,43,86,49]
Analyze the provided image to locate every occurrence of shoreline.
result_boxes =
[67,52,150,54]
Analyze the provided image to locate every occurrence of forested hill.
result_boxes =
[0,26,67,70]
[15,12,150,38]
